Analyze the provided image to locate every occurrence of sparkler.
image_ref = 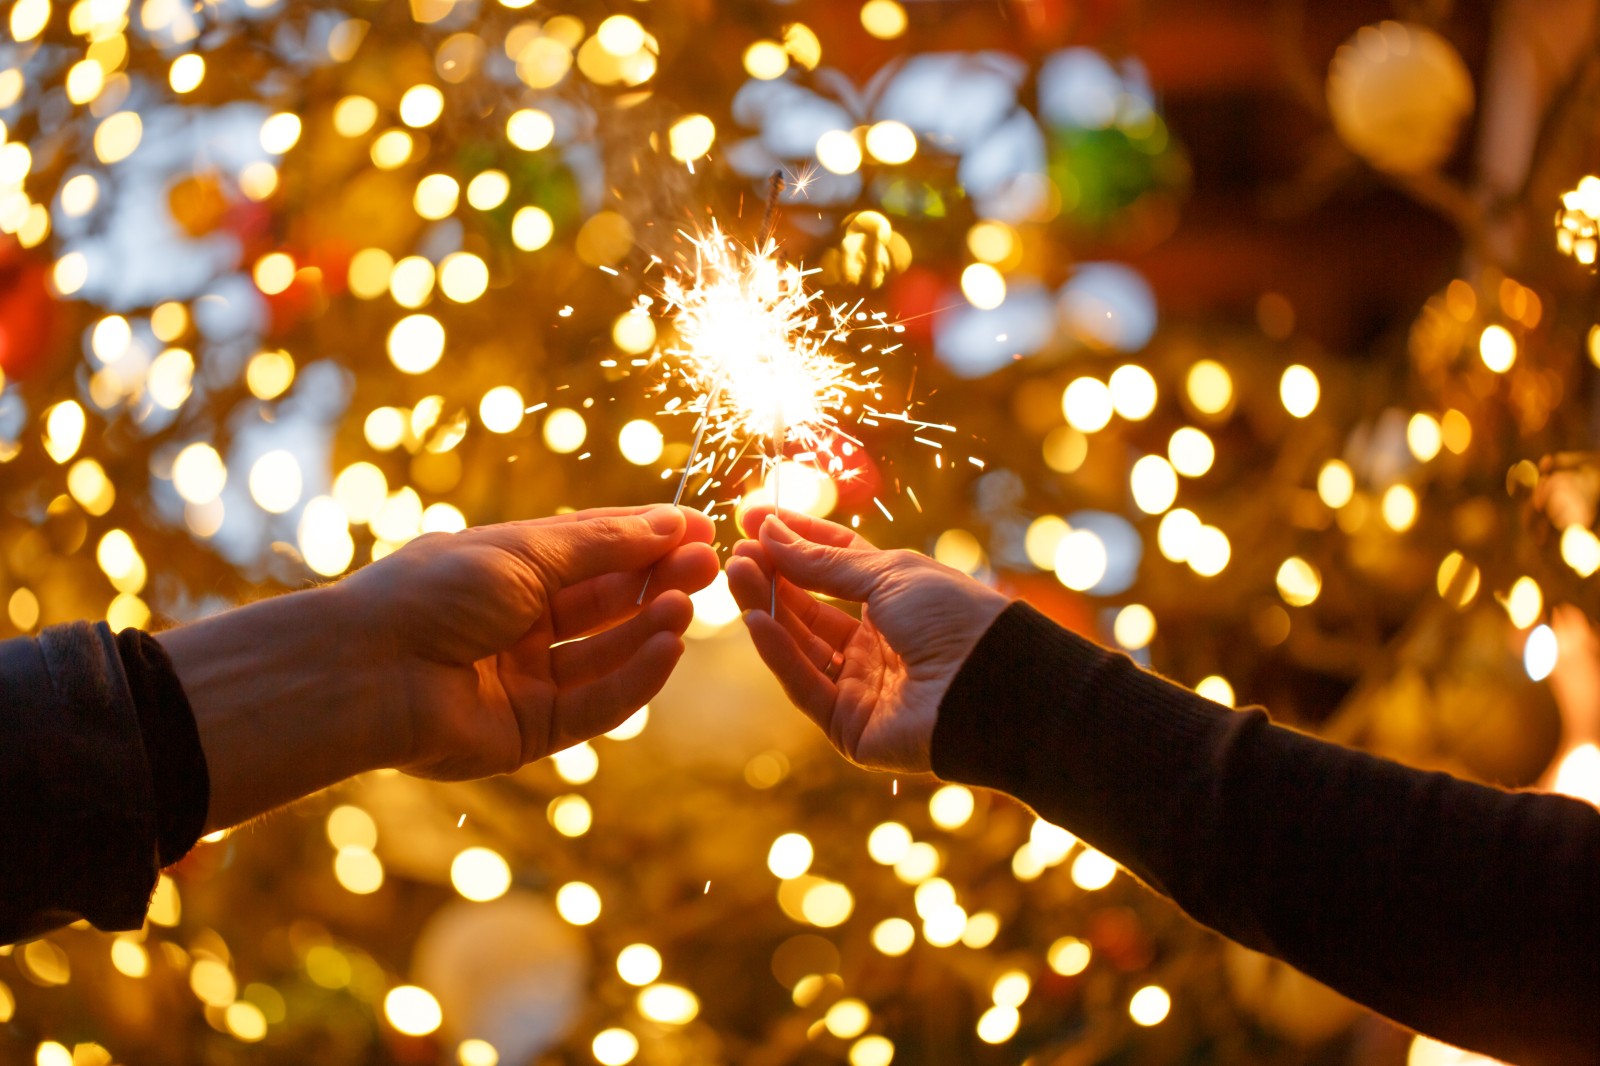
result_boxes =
[638,175,886,608]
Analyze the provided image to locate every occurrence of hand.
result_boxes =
[344,505,719,780]
[163,505,717,830]
[726,508,1009,772]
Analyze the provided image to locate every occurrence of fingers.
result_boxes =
[739,506,876,551]
[740,608,837,725]
[727,555,837,670]
[520,505,717,544]
[551,542,719,640]
[756,514,894,603]
[551,591,693,688]
[728,550,860,656]
[513,505,702,588]
[545,629,684,753]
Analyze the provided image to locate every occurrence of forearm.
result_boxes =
[931,603,1600,1065]
[157,583,396,831]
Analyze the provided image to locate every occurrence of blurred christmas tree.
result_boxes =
[2,0,1598,1064]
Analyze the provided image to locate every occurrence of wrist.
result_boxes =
[159,582,398,830]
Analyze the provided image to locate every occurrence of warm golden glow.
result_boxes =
[592,1029,639,1066]
[95,111,143,163]
[557,881,602,924]
[1157,507,1201,563]
[618,419,664,465]
[860,0,908,38]
[1504,575,1542,629]
[849,1036,896,1066]
[253,252,296,295]
[872,917,915,956]
[371,129,413,169]
[506,108,555,151]
[246,349,295,400]
[1195,675,1234,706]
[68,459,115,516]
[1317,459,1354,508]
[1479,324,1516,372]
[1048,936,1091,976]
[43,400,87,463]
[1407,413,1442,462]
[388,314,446,373]
[976,1005,1019,1044]
[1188,525,1231,577]
[1381,484,1418,531]
[248,450,302,514]
[414,173,460,220]
[1054,528,1107,591]
[867,821,911,865]
[399,84,445,127]
[960,262,1005,309]
[1062,377,1113,432]
[457,1039,499,1066]
[1109,364,1158,420]
[542,407,587,453]
[466,169,510,210]
[1043,427,1088,473]
[800,880,854,927]
[478,386,524,434]
[816,129,863,175]
[551,741,598,782]
[865,120,917,165]
[1168,427,1214,477]
[1276,556,1321,607]
[767,832,814,879]
[616,943,662,986]
[1278,364,1319,418]
[333,95,378,137]
[334,847,384,894]
[1113,604,1156,649]
[928,784,975,830]
[669,114,717,162]
[384,986,443,1036]
[1186,359,1233,415]
[1441,408,1472,454]
[1130,454,1178,514]
[439,252,488,302]
[744,40,789,80]
[1129,985,1171,1026]
[259,112,302,155]
[450,847,512,902]
[1560,524,1600,577]
[512,206,555,251]
[637,983,698,1025]
[170,53,205,93]
[933,529,983,574]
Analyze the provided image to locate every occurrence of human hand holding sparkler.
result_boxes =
[163,505,716,830]
[727,508,1010,773]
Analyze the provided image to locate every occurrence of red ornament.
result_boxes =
[0,242,61,382]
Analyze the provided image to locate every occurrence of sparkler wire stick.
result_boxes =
[760,171,785,617]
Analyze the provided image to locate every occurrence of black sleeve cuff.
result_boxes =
[116,628,210,866]
[929,601,1228,894]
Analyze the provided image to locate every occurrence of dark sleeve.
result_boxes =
[930,602,1600,1066]
[0,623,208,944]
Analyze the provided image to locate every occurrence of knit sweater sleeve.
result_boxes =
[0,623,208,944]
[930,602,1600,1066]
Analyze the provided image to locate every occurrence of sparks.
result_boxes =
[657,222,880,461]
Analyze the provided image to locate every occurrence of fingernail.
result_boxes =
[763,516,796,544]
[646,505,682,533]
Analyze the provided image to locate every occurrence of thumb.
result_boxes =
[526,506,688,587]
[758,515,890,604]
